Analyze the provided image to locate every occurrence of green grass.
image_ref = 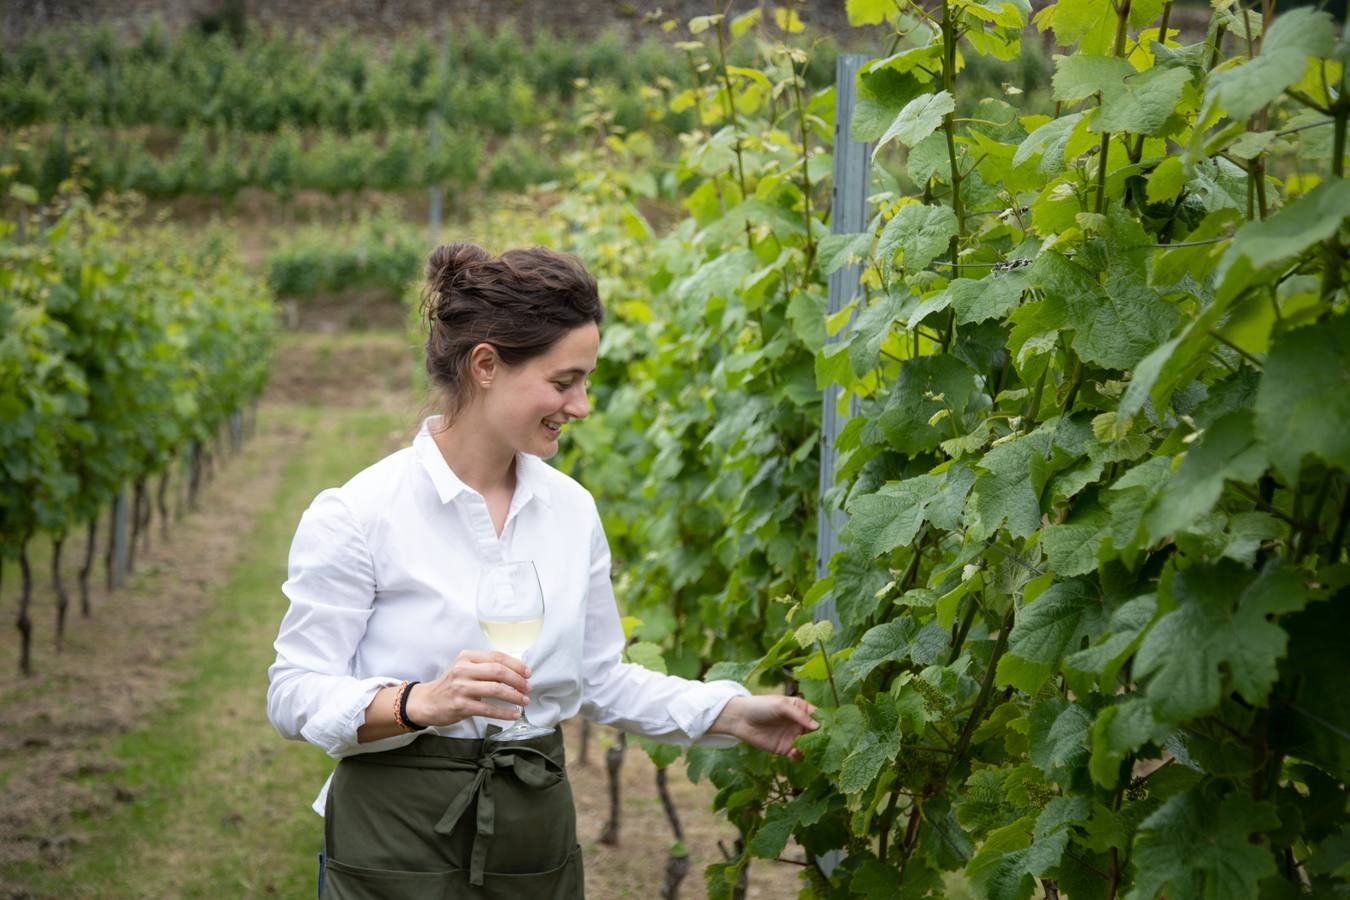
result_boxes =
[6,402,404,898]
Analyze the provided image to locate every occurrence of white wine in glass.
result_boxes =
[476,560,554,741]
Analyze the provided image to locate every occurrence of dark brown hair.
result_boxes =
[419,242,604,420]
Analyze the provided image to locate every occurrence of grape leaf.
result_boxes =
[839,695,904,793]
[748,789,831,858]
[874,90,955,155]
[1012,112,1084,174]
[1135,561,1308,722]
[817,231,872,276]
[1025,795,1090,876]
[1126,788,1279,900]
[877,203,960,271]
[1253,315,1350,483]
[1032,251,1179,370]
[1208,8,1337,120]
[1052,54,1135,103]
[1144,409,1269,543]
[1094,65,1191,136]
[842,475,942,559]
[967,429,1054,541]
[796,704,865,776]
[1007,579,1104,665]
[846,0,891,26]
[1040,509,1108,578]
[950,270,1029,326]
[1217,179,1350,302]
[1065,594,1157,685]
[1028,697,1092,786]
[840,617,924,691]
[1089,697,1170,789]
[877,354,981,455]
[848,290,905,374]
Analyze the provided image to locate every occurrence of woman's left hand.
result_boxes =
[711,695,819,761]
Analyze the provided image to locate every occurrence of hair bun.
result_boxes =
[426,242,490,300]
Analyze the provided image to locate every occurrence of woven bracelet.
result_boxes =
[399,681,425,731]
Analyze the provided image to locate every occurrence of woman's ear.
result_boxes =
[467,342,499,387]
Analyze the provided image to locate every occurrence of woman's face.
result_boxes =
[481,322,598,459]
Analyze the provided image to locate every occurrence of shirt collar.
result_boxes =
[414,417,552,509]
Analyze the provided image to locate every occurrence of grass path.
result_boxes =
[8,402,405,898]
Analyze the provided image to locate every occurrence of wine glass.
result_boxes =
[475,560,554,741]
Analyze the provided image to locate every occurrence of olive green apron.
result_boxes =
[321,728,583,899]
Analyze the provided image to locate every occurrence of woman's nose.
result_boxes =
[564,385,589,420]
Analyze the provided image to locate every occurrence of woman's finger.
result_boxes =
[463,700,521,720]
[464,679,529,707]
[459,661,530,694]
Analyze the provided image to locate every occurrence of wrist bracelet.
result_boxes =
[399,680,425,731]
[392,681,410,731]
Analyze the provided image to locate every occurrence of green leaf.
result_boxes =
[794,619,834,649]
[840,617,924,691]
[1028,697,1092,786]
[1012,113,1084,174]
[842,474,943,559]
[1207,8,1337,120]
[1088,697,1170,789]
[1025,795,1090,876]
[838,696,904,793]
[877,203,960,272]
[797,704,865,775]
[1007,578,1105,669]
[846,0,891,26]
[1144,410,1269,543]
[818,232,872,276]
[877,354,980,455]
[1094,66,1191,136]
[848,291,905,374]
[1135,561,1308,722]
[1253,315,1350,484]
[1052,54,1134,103]
[1217,180,1350,302]
[1066,594,1157,685]
[968,429,1053,541]
[950,270,1028,326]
[1032,252,1180,371]
[1146,156,1187,203]
[1047,0,1116,51]
[748,790,831,858]
[1040,510,1108,578]
[874,90,955,155]
[626,640,668,674]
[1126,788,1279,900]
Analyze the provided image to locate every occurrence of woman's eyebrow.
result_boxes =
[550,367,593,378]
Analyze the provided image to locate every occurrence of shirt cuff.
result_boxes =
[668,679,752,749]
[299,675,402,759]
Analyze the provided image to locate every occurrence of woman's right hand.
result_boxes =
[405,650,531,727]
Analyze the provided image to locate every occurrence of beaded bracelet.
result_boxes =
[392,681,410,731]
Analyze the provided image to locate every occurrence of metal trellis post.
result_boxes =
[815,53,872,620]
[812,51,872,882]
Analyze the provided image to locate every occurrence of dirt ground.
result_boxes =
[0,329,804,899]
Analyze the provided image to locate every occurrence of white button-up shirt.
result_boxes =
[267,417,748,814]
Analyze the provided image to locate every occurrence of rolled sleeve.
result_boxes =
[577,507,750,747]
[266,489,406,759]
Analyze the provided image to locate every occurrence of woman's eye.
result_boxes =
[554,381,572,392]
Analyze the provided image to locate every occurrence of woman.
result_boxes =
[267,243,818,898]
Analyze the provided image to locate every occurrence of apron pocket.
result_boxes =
[321,858,454,900]
[321,844,584,900]
[477,843,584,900]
